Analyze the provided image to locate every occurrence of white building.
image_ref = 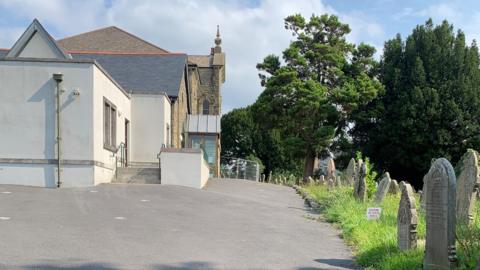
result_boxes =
[0,19,219,188]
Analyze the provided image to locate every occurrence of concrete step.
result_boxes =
[114,167,160,184]
[127,162,158,168]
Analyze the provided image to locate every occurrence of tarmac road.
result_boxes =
[0,179,358,270]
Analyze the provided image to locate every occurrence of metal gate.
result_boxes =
[220,158,260,181]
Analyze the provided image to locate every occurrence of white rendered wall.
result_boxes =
[130,94,170,163]
[92,66,131,185]
[160,149,209,189]
[0,61,95,187]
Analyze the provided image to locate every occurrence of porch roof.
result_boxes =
[187,115,221,134]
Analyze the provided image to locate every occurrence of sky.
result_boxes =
[1,0,480,113]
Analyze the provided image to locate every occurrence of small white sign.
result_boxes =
[366,207,382,220]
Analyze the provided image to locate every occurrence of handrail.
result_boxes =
[113,142,127,182]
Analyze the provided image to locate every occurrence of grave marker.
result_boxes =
[423,158,457,269]
[397,182,418,251]
[455,149,480,225]
[375,172,391,203]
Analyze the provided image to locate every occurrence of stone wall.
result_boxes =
[171,72,188,148]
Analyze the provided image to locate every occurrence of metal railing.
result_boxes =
[113,142,126,180]
[117,142,127,168]
[220,157,260,181]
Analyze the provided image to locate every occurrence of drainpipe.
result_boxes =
[53,73,63,188]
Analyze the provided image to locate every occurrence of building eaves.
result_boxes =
[0,57,131,99]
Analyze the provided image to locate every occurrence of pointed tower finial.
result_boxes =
[214,25,222,53]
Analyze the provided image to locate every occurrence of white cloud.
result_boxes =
[0,0,385,113]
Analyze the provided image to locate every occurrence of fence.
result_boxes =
[220,158,260,181]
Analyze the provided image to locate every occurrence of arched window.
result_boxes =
[202,100,210,115]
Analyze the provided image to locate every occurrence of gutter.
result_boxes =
[53,73,63,188]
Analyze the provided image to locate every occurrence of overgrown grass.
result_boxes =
[303,184,480,269]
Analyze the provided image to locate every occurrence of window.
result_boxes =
[202,100,210,115]
[104,98,117,151]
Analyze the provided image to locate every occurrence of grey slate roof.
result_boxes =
[72,53,186,97]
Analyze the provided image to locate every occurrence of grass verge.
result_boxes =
[303,184,480,270]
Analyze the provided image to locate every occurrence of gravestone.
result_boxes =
[354,161,367,202]
[335,175,342,187]
[399,181,406,191]
[397,182,418,251]
[455,149,480,225]
[344,158,356,185]
[327,178,335,190]
[375,172,392,203]
[319,175,325,185]
[420,175,427,211]
[326,157,336,180]
[353,159,362,197]
[423,158,457,269]
[307,176,314,185]
[261,174,265,182]
[422,159,437,211]
[389,179,400,194]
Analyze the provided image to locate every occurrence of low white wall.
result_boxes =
[200,156,209,188]
[160,149,209,189]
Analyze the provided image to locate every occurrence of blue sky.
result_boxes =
[1,0,479,113]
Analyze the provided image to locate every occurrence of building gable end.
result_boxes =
[6,19,71,60]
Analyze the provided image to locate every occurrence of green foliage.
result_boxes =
[221,13,382,178]
[253,13,382,178]
[269,171,302,186]
[355,151,378,197]
[352,19,480,186]
[303,185,480,269]
[456,201,480,269]
[221,107,256,159]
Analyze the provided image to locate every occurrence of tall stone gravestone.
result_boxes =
[344,158,356,186]
[424,158,457,269]
[353,159,362,196]
[389,179,400,194]
[375,172,392,203]
[399,181,406,191]
[420,174,427,212]
[334,175,342,187]
[354,160,367,202]
[261,174,266,182]
[422,159,437,211]
[326,158,336,180]
[397,182,418,251]
[456,149,480,225]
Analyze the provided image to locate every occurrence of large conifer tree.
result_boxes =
[352,19,480,186]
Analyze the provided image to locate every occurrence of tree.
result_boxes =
[352,19,480,187]
[255,14,382,180]
[221,106,299,180]
[221,107,256,159]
